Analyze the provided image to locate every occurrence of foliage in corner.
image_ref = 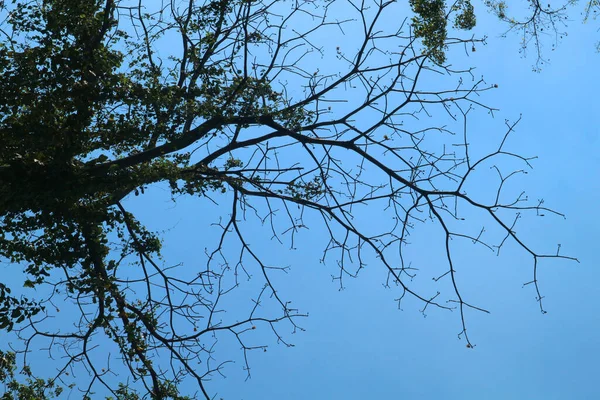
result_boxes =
[409,0,476,63]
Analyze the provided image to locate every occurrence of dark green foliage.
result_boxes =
[453,0,476,30]
[0,0,314,397]
[409,0,476,63]
[0,351,64,399]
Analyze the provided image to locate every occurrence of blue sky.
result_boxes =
[122,4,600,399]
[2,2,598,399]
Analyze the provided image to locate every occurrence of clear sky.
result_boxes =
[121,4,600,400]
[2,2,598,399]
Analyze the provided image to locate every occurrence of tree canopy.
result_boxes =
[0,0,588,398]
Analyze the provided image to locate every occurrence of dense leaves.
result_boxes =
[409,0,476,63]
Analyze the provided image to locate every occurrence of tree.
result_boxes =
[0,0,581,398]
[484,0,600,69]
